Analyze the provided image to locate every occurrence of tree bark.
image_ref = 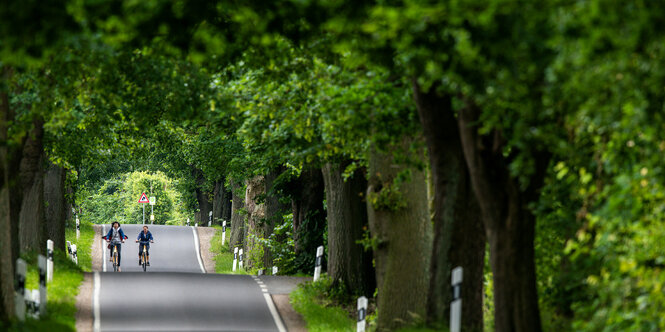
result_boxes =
[367,140,433,331]
[263,169,289,269]
[322,162,375,297]
[412,82,485,330]
[458,100,546,332]
[245,175,266,269]
[192,167,212,225]
[0,69,23,322]
[213,179,223,225]
[222,187,232,223]
[290,167,326,272]
[18,120,46,254]
[44,162,67,251]
[229,180,245,252]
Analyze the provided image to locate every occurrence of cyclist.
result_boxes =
[105,222,127,271]
[136,225,154,266]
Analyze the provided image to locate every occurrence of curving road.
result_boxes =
[94,224,285,332]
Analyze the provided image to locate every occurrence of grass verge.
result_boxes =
[289,277,355,332]
[210,225,248,274]
[0,219,95,331]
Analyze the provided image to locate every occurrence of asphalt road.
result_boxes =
[95,224,284,332]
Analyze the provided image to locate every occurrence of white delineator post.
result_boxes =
[186,218,190,226]
[38,255,47,316]
[208,211,212,227]
[46,239,54,283]
[71,244,78,265]
[272,266,278,275]
[76,218,80,240]
[357,296,368,332]
[195,222,198,227]
[313,245,324,282]
[221,220,227,246]
[232,247,239,271]
[450,266,463,332]
[15,258,27,321]
[239,248,244,269]
[150,196,156,224]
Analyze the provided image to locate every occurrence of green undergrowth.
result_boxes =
[1,219,95,331]
[290,276,355,332]
[3,251,83,331]
[210,225,248,275]
[65,218,95,271]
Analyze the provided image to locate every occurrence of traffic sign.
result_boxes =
[138,193,150,203]
[149,196,156,206]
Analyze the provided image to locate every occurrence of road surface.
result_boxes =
[94,224,285,331]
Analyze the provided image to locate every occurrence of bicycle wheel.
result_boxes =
[142,251,147,272]
[113,250,118,272]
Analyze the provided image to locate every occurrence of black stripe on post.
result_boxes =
[315,255,322,267]
[357,308,366,322]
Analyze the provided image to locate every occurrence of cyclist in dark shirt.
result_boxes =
[105,222,127,271]
[136,226,154,266]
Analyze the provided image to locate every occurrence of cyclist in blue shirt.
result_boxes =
[105,222,127,271]
[136,225,154,266]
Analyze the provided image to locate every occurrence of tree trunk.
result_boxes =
[44,162,66,251]
[322,162,375,297]
[213,179,223,225]
[18,120,46,254]
[290,167,326,273]
[263,169,289,269]
[222,187,232,222]
[412,82,485,330]
[366,140,433,331]
[192,168,212,225]
[458,101,546,332]
[229,180,245,252]
[245,175,266,269]
[0,70,23,322]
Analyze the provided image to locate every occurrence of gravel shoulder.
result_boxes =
[76,225,101,332]
[196,226,217,273]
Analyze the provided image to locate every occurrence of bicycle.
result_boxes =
[112,243,120,272]
[103,234,127,272]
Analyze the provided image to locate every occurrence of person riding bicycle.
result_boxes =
[136,225,154,266]
[105,222,127,271]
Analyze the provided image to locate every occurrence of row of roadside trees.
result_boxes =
[3,1,665,331]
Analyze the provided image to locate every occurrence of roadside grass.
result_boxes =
[210,225,248,275]
[290,276,355,332]
[65,219,95,271]
[0,219,95,331]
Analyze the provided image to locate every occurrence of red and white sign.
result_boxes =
[138,193,150,204]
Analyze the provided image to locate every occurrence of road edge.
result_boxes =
[196,227,217,274]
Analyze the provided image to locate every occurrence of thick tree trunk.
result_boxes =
[192,168,212,225]
[44,162,67,251]
[18,121,46,254]
[245,175,266,269]
[412,82,485,330]
[0,74,23,322]
[322,162,375,297]
[229,180,245,252]
[290,167,326,272]
[458,101,545,332]
[366,140,433,331]
[222,187,232,222]
[263,169,288,269]
[213,179,223,225]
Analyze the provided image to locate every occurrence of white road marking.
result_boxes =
[252,277,286,332]
[102,225,106,272]
[263,293,286,332]
[93,272,101,332]
[191,226,206,273]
